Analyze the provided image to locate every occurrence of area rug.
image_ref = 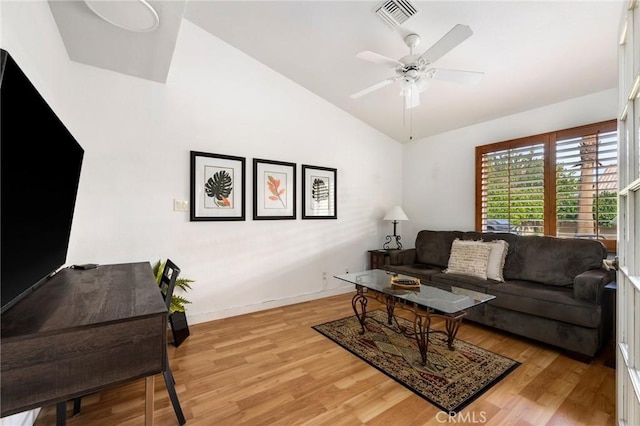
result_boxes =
[312,310,520,413]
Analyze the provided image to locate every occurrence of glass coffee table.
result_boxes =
[334,269,495,366]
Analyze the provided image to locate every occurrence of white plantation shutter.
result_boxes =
[555,130,618,243]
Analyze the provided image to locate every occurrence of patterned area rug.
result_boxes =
[312,310,520,413]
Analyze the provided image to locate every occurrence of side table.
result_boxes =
[368,249,391,269]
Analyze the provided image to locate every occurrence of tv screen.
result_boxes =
[1,49,84,313]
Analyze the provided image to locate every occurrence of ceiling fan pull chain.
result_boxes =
[402,96,407,127]
[409,104,414,141]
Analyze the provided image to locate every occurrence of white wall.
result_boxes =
[1,2,402,324]
[402,88,618,245]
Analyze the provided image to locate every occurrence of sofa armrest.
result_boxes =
[388,249,417,266]
[573,269,616,304]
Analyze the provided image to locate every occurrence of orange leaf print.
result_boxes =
[266,174,286,207]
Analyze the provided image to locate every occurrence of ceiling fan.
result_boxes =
[350,24,484,109]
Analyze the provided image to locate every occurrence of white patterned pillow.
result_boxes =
[484,239,509,282]
[445,239,492,279]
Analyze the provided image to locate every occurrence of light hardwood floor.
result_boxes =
[35,293,615,425]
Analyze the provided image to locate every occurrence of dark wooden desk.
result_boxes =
[1,262,167,424]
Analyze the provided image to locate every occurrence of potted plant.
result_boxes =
[152,259,194,347]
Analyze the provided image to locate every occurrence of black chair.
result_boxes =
[157,259,186,425]
[61,260,186,425]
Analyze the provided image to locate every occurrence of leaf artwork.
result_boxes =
[267,175,286,207]
[205,170,233,207]
[312,178,329,206]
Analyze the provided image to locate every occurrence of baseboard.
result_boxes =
[188,286,353,325]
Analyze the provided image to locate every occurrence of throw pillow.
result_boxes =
[484,239,509,282]
[445,239,492,279]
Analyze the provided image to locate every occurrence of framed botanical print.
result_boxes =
[302,164,337,219]
[190,151,246,221]
[253,158,296,220]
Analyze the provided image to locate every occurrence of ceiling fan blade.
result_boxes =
[350,76,400,99]
[356,51,404,68]
[429,68,484,85]
[419,24,473,65]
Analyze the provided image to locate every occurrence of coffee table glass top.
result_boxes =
[334,269,495,314]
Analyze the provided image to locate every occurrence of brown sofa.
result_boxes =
[382,230,615,358]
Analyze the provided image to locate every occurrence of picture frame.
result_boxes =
[190,151,246,221]
[253,158,297,220]
[302,164,337,219]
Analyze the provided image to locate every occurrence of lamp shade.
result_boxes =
[383,206,409,221]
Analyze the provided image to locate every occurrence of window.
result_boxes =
[476,120,617,252]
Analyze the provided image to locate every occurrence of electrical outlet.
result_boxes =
[345,268,350,274]
[322,272,327,280]
[174,199,188,212]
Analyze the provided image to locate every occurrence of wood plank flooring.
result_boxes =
[34,293,615,425]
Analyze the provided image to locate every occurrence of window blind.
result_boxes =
[480,143,545,235]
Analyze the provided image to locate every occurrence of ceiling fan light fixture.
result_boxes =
[415,77,429,92]
[402,85,420,109]
[84,0,160,32]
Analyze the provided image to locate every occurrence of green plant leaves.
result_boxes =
[170,295,191,313]
[151,259,194,315]
[205,170,233,207]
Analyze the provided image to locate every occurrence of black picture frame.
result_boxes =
[253,158,297,220]
[190,151,246,221]
[302,164,337,219]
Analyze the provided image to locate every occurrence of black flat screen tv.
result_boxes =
[1,49,84,313]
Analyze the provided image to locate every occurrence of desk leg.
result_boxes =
[145,375,154,426]
[56,401,66,426]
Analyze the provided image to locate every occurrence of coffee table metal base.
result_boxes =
[352,285,466,366]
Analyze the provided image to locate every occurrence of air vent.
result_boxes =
[375,0,420,29]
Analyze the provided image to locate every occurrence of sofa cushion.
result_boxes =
[502,235,607,286]
[445,239,492,279]
[415,230,463,268]
[489,280,601,328]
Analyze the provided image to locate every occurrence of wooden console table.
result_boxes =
[1,262,168,425]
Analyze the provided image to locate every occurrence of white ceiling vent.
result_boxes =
[375,0,420,29]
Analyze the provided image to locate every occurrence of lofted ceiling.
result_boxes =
[48,1,622,142]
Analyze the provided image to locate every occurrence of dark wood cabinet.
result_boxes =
[368,250,391,269]
[0,262,167,420]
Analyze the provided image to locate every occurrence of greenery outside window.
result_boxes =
[476,120,617,252]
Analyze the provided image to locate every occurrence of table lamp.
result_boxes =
[383,206,409,249]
